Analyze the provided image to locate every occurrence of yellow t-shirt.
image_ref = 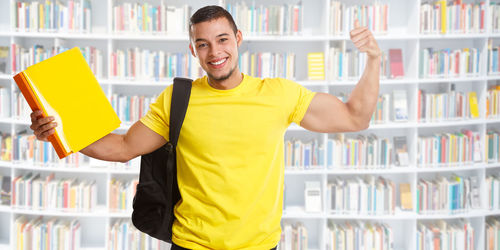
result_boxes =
[140,74,316,249]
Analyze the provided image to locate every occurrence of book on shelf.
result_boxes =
[226,2,303,35]
[109,219,170,250]
[486,130,500,163]
[13,47,121,159]
[280,223,308,250]
[486,175,500,210]
[399,183,413,211]
[307,52,325,80]
[417,220,474,250]
[392,90,408,122]
[15,216,81,250]
[389,49,404,79]
[393,136,409,166]
[327,221,394,250]
[486,217,500,250]
[0,175,11,205]
[468,91,479,118]
[420,1,485,34]
[304,181,321,213]
[0,46,8,74]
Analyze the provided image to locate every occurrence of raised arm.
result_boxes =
[300,20,381,133]
[30,110,166,163]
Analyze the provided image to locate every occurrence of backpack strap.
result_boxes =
[169,77,192,147]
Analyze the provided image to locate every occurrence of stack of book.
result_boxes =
[109,178,138,212]
[226,2,302,35]
[109,219,170,250]
[15,216,81,250]
[14,0,92,32]
[12,173,97,212]
[419,48,480,78]
[416,220,475,250]
[327,176,396,215]
[279,223,308,250]
[417,130,482,166]
[239,51,295,79]
[417,175,480,214]
[327,221,394,250]
[420,0,485,34]
[486,130,500,163]
[326,134,394,169]
[113,3,190,34]
[284,139,324,169]
[307,53,325,80]
[110,94,156,125]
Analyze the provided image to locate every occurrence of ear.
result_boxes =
[189,43,196,57]
[236,30,243,47]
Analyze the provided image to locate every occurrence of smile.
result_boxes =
[209,58,227,65]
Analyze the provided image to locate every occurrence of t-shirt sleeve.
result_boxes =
[139,85,173,141]
[280,78,317,125]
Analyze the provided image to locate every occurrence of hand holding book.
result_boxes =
[30,110,56,142]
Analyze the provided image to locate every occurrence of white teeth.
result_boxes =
[211,58,226,65]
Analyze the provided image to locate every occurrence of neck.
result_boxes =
[207,70,243,90]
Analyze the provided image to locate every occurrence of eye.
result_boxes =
[197,43,207,49]
[219,38,228,43]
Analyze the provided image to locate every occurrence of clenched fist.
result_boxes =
[349,19,381,59]
[30,110,57,141]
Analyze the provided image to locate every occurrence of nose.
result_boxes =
[208,43,221,58]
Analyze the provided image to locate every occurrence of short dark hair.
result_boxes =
[189,5,238,39]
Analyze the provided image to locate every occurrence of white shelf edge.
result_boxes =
[11,206,109,217]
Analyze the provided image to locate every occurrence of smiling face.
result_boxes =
[189,17,243,86]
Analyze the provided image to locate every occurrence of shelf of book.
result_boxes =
[0,0,499,249]
[11,206,109,217]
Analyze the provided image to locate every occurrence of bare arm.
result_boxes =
[301,20,381,133]
[30,110,166,162]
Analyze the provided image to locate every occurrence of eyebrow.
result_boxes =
[195,33,230,43]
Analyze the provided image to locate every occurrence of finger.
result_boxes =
[351,29,372,43]
[31,110,43,122]
[350,26,368,37]
[354,39,370,50]
[39,122,57,134]
[354,19,360,29]
[34,116,55,129]
[39,129,55,141]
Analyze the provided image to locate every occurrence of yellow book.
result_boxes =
[250,54,256,77]
[307,52,325,80]
[440,0,447,34]
[13,47,121,159]
[469,91,479,118]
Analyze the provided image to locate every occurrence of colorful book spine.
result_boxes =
[327,221,394,250]
[239,51,295,79]
[419,47,480,78]
[284,139,324,170]
[13,132,85,166]
[11,43,55,73]
[487,84,500,118]
[12,172,97,212]
[328,47,389,81]
[226,3,302,35]
[113,3,190,34]
[109,219,170,250]
[417,89,477,121]
[486,217,500,250]
[326,176,396,215]
[370,93,391,124]
[416,220,475,250]
[110,48,203,80]
[279,222,308,250]
[417,130,482,166]
[110,94,156,125]
[15,216,81,250]
[326,133,393,169]
[417,175,479,214]
[486,130,500,163]
[14,0,92,33]
[486,175,500,210]
[344,3,389,34]
[109,178,138,212]
[329,1,344,35]
[420,1,485,34]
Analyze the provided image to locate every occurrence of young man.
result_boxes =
[30,5,380,250]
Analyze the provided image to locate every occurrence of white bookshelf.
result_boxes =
[0,0,499,249]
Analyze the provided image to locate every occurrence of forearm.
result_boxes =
[80,133,131,163]
[346,56,381,128]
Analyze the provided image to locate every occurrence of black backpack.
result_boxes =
[131,77,192,243]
